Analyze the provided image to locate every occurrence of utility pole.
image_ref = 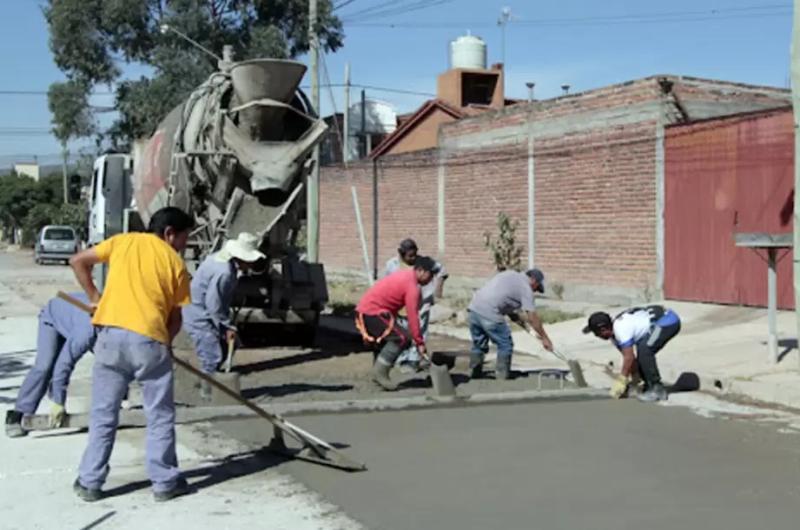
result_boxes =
[526,82,535,269]
[307,0,321,263]
[497,6,513,65]
[343,62,351,163]
[791,0,800,367]
[61,141,69,204]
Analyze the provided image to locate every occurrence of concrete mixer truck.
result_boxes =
[87,55,329,344]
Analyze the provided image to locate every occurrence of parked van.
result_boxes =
[34,225,79,265]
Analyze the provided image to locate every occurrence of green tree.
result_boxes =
[484,212,524,272]
[0,174,40,243]
[44,0,344,147]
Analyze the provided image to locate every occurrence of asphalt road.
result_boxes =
[215,398,800,530]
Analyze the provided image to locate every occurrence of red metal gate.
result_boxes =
[664,108,794,309]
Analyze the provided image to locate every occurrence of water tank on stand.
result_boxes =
[450,33,487,70]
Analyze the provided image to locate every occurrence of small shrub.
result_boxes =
[484,212,523,272]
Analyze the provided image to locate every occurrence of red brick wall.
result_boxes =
[319,150,439,274]
[441,144,528,277]
[534,123,657,288]
[319,75,789,296]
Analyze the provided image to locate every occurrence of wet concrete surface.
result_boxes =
[211,399,800,530]
[173,325,572,406]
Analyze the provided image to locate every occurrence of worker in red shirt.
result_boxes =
[355,256,436,390]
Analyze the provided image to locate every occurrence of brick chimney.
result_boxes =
[436,62,505,110]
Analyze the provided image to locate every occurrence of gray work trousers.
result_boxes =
[184,323,225,374]
[636,320,681,387]
[15,318,63,415]
[78,327,181,493]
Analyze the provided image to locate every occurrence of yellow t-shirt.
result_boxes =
[92,233,191,344]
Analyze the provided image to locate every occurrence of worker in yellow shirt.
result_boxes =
[68,207,194,503]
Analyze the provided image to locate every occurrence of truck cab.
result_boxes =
[88,153,139,290]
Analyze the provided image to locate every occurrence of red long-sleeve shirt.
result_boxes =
[356,268,424,346]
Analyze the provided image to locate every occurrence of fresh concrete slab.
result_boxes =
[213,400,800,530]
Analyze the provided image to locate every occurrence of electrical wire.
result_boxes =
[346,3,790,28]
[333,0,358,10]
[343,0,454,22]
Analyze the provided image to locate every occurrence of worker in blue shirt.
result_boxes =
[182,232,265,374]
[5,292,97,437]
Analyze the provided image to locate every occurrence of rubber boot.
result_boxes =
[5,410,26,438]
[469,353,485,379]
[637,383,668,402]
[371,360,398,391]
[495,356,512,381]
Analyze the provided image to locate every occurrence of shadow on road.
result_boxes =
[243,382,354,400]
[102,448,288,499]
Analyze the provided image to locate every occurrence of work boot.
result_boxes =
[469,353,485,379]
[73,478,103,503]
[495,357,512,381]
[154,478,192,502]
[637,383,668,402]
[199,380,212,402]
[5,410,27,438]
[371,361,398,391]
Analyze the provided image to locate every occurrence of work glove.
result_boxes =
[609,375,630,399]
[49,403,66,428]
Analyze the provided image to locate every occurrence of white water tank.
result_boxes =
[450,33,486,70]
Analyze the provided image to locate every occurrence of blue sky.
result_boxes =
[0,0,793,162]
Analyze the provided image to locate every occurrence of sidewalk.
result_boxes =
[0,278,362,530]
[432,300,800,411]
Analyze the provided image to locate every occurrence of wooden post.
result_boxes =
[768,248,779,363]
[792,0,800,368]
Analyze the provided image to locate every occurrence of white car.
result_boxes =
[34,225,79,265]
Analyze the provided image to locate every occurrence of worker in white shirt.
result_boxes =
[583,305,681,402]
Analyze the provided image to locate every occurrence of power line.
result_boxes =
[346,4,791,28]
[333,0,358,10]
[342,0,453,22]
[342,0,404,19]
[0,90,114,96]
[301,83,434,97]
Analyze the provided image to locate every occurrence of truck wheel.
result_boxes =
[300,325,318,348]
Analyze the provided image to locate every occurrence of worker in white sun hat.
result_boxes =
[182,232,265,374]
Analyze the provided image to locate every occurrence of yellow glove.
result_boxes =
[49,403,66,428]
[609,376,630,399]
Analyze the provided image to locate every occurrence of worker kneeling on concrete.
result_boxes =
[183,232,265,374]
[467,268,553,379]
[69,206,194,503]
[355,256,436,390]
[583,305,681,402]
[5,292,97,437]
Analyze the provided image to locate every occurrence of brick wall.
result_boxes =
[319,75,790,301]
[319,150,438,274]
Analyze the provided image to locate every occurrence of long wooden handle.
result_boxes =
[58,291,366,470]
[57,291,95,314]
[57,292,309,445]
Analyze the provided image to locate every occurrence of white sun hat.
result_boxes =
[217,232,265,263]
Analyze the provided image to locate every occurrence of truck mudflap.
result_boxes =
[233,258,328,346]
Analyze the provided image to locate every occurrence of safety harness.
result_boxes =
[355,312,395,345]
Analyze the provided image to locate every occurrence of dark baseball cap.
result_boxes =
[414,256,437,273]
[525,268,545,293]
[582,312,613,334]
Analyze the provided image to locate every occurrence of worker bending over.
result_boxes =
[355,256,436,390]
[467,268,553,380]
[183,232,264,374]
[5,292,97,437]
[583,305,681,402]
[384,238,448,371]
[69,207,194,503]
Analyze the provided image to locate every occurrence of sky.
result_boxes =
[0,0,793,164]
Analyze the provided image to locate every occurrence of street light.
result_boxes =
[159,23,222,63]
